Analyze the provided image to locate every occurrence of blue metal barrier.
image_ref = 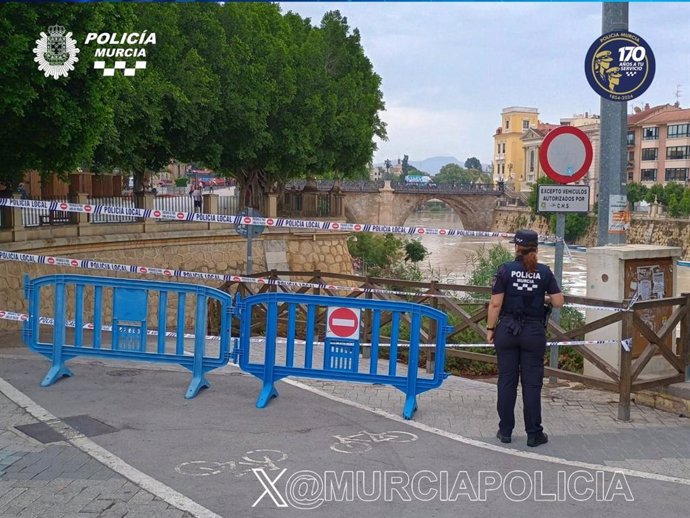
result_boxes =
[23,274,234,398]
[237,293,451,419]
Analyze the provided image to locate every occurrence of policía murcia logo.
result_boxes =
[584,31,655,102]
[84,31,156,76]
[33,25,80,79]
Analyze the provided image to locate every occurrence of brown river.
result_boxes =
[405,211,690,297]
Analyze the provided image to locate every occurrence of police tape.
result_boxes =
[0,249,627,313]
[0,309,217,343]
[0,310,632,351]
[0,197,564,242]
[249,337,633,351]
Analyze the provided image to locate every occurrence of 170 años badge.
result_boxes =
[584,31,655,102]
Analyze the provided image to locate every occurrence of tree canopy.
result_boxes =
[0,3,387,199]
[435,163,490,184]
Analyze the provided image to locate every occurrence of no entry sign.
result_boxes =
[326,307,361,340]
[539,126,593,184]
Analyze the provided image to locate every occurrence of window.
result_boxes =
[626,131,635,146]
[497,143,501,154]
[523,120,530,130]
[643,127,659,140]
[628,171,634,182]
[667,123,690,138]
[505,119,510,130]
[641,148,658,161]
[641,169,657,181]
[628,151,634,163]
[529,150,535,172]
[665,168,689,182]
[666,146,690,160]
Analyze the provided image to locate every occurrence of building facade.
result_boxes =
[627,103,690,186]
[492,107,539,192]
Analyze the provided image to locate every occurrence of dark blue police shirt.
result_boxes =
[491,257,561,319]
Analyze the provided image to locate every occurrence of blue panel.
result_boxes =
[113,288,148,322]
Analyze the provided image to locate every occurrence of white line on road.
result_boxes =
[281,377,690,487]
[0,376,222,518]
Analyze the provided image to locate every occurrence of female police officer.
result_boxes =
[486,229,564,447]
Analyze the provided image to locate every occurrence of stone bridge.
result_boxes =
[285,180,505,230]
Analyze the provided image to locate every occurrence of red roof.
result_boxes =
[627,104,679,125]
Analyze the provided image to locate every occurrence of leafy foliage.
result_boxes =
[347,233,427,280]
[0,3,386,199]
[627,181,690,217]
[435,163,490,184]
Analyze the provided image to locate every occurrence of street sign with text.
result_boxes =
[538,185,590,213]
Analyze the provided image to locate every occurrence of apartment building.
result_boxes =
[627,103,690,185]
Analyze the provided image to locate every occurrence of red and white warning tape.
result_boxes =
[0,250,626,313]
[0,310,631,351]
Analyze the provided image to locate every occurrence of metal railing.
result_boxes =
[21,196,71,228]
[87,196,136,224]
[218,194,240,215]
[217,270,690,421]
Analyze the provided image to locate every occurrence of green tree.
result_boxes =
[404,240,428,263]
[464,157,482,171]
[626,182,648,209]
[435,163,472,184]
[0,3,135,185]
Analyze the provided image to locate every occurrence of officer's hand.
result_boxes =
[487,330,495,344]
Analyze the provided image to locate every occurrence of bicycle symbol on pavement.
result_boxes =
[330,430,418,454]
[174,449,288,477]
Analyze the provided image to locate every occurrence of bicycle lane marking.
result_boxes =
[281,377,690,486]
[175,450,289,477]
[330,430,418,454]
[0,375,223,518]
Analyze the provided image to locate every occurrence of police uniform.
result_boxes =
[491,231,561,444]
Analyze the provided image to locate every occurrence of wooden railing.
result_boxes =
[216,270,690,421]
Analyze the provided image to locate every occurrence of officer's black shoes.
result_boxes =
[496,430,512,444]
[527,432,549,447]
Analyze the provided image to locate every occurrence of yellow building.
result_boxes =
[493,106,539,192]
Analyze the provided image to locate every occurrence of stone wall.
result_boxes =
[492,208,690,259]
[492,207,550,236]
[0,230,353,331]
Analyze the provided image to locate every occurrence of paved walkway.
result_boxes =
[0,389,193,518]
[0,329,689,516]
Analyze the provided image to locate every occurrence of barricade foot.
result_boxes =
[256,383,279,409]
[402,395,418,420]
[41,365,74,387]
[185,375,210,399]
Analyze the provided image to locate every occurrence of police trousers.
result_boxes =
[494,317,546,436]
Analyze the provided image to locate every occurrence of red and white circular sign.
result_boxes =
[353,224,362,232]
[539,126,593,184]
[153,210,161,218]
[331,223,340,230]
[326,307,361,340]
[70,260,79,267]
[177,213,185,220]
[60,203,68,210]
[47,257,56,265]
[84,205,93,213]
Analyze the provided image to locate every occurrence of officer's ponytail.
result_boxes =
[516,245,538,273]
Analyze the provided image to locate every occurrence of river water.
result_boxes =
[405,211,690,296]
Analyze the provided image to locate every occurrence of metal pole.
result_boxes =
[549,212,566,384]
[597,2,629,246]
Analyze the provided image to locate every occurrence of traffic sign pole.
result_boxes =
[539,125,594,385]
[549,212,566,384]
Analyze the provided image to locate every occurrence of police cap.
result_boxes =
[511,229,539,247]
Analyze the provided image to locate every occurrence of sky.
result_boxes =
[285,2,690,167]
